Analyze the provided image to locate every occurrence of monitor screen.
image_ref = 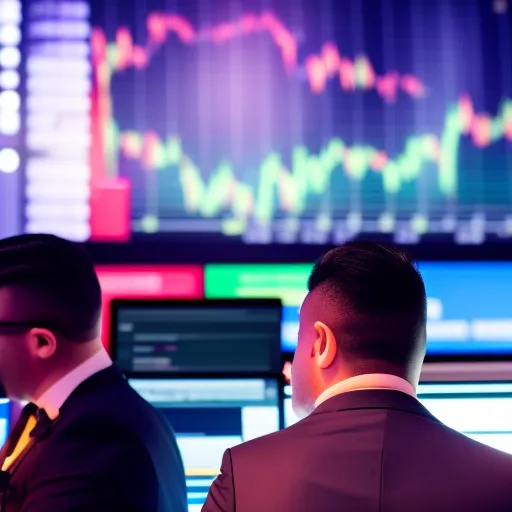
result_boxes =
[129,378,281,511]
[284,383,512,454]
[111,299,282,373]
[206,262,512,356]
[96,265,204,351]
[0,399,10,447]
[16,0,512,245]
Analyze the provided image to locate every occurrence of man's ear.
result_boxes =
[313,321,337,369]
[27,328,57,360]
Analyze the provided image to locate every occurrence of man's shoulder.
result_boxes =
[381,406,512,475]
[230,407,512,469]
[57,377,167,441]
[230,416,311,459]
[418,416,512,464]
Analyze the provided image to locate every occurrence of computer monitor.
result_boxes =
[0,399,10,447]
[418,382,512,453]
[205,262,512,357]
[283,382,512,454]
[111,299,282,374]
[129,378,282,511]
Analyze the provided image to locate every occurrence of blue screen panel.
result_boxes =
[420,263,512,355]
[0,399,10,447]
[280,262,512,356]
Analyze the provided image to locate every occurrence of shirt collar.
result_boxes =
[314,373,416,408]
[35,348,112,420]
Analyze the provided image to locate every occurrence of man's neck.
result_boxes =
[33,345,112,419]
[314,373,417,408]
[30,340,105,402]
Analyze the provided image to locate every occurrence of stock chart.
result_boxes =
[23,0,512,243]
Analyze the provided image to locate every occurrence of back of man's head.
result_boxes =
[0,233,101,342]
[291,241,427,417]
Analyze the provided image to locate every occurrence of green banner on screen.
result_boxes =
[204,264,313,306]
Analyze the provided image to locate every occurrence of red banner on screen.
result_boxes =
[95,265,204,351]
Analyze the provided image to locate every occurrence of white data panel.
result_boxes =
[24,0,91,240]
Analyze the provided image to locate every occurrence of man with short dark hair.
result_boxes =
[0,234,187,512]
[204,241,512,512]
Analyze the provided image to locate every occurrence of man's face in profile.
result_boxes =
[0,288,32,400]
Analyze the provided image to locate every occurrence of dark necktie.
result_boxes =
[1,404,53,472]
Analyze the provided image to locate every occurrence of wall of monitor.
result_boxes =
[97,262,512,359]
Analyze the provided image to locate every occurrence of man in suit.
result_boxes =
[204,241,512,512]
[0,234,187,511]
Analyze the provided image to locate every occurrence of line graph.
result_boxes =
[88,0,512,244]
[91,12,426,103]
[116,94,512,225]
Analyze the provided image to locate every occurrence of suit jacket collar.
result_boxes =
[312,388,440,423]
[58,364,127,416]
[0,367,127,486]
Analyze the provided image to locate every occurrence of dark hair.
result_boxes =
[0,234,101,342]
[307,241,426,367]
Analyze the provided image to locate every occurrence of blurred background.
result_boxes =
[1,0,512,509]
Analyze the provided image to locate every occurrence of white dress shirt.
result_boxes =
[314,373,416,408]
[35,348,112,420]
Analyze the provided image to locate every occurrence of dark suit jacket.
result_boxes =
[0,365,187,512]
[203,389,512,512]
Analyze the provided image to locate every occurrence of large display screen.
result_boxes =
[130,378,281,511]
[205,262,512,356]
[284,382,512,456]
[19,0,512,244]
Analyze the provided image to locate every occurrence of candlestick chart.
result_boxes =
[89,0,512,243]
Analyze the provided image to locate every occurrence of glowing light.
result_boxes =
[0,69,19,88]
[0,90,20,110]
[0,111,20,135]
[0,24,21,45]
[0,1,21,24]
[0,46,21,68]
[0,148,20,174]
